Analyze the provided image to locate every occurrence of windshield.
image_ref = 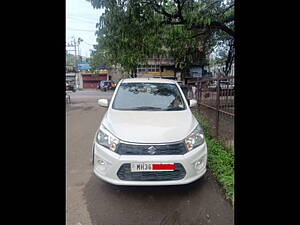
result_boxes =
[112,82,186,111]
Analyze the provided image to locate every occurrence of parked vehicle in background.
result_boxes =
[110,81,117,89]
[208,80,234,91]
[93,78,207,186]
[66,81,76,92]
[220,81,234,90]
[208,81,217,91]
[98,80,116,91]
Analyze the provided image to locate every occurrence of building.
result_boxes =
[136,56,176,79]
[107,65,125,83]
[80,69,108,89]
[66,72,76,83]
[66,66,76,85]
[135,55,212,83]
[182,65,212,85]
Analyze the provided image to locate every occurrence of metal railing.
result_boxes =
[187,76,234,152]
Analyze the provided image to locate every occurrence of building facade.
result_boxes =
[107,65,125,83]
[80,73,107,89]
[66,72,76,83]
[136,56,176,79]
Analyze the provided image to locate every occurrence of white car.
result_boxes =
[92,78,207,185]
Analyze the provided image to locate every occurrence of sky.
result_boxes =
[66,0,104,58]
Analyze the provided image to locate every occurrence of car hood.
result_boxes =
[101,109,198,143]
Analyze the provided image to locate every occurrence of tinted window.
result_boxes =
[112,82,186,111]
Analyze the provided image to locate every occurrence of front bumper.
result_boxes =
[93,142,207,186]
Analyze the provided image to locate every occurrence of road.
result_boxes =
[66,89,233,225]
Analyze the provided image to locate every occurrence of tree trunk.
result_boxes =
[224,39,234,76]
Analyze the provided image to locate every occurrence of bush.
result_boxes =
[194,112,234,203]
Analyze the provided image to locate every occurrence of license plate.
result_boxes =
[131,163,176,172]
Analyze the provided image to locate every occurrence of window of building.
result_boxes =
[145,65,160,72]
[137,64,161,73]
[149,65,155,72]
[137,65,146,73]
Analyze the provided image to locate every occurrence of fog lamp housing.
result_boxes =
[194,155,206,170]
[97,159,106,171]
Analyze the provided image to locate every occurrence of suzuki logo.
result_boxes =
[147,146,157,155]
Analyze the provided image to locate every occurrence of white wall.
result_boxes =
[76,73,83,89]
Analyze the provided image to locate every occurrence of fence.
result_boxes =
[187,76,234,152]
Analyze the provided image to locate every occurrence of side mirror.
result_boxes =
[189,99,197,108]
[98,99,109,108]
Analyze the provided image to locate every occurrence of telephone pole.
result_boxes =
[66,38,77,68]
[77,38,83,61]
[66,37,82,89]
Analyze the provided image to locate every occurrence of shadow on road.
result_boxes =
[82,171,233,225]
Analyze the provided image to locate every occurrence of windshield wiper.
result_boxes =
[130,106,163,111]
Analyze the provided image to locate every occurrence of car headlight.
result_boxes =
[185,124,204,151]
[95,126,120,152]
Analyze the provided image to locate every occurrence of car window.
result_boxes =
[112,82,186,111]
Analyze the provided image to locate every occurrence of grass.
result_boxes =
[194,112,234,204]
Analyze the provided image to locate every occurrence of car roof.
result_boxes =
[121,78,178,84]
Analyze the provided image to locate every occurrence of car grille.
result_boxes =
[117,163,186,181]
[116,142,187,155]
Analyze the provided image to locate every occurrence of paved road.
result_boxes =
[66,90,233,225]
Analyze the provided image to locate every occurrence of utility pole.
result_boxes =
[66,38,77,68]
[66,37,81,89]
[73,39,77,69]
[74,38,78,89]
[77,38,83,61]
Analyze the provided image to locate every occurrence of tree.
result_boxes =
[211,30,234,77]
[66,53,75,66]
[88,0,234,78]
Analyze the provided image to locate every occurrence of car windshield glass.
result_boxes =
[112,82,186,111]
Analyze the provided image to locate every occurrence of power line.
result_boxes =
[67,15,99,22]
[68,13,100,18]
[67,28,96,32]
[67,17,98,24]
[67,18,97,25]
[83,41,95,46]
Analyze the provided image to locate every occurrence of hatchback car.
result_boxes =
[92,78,207,185]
